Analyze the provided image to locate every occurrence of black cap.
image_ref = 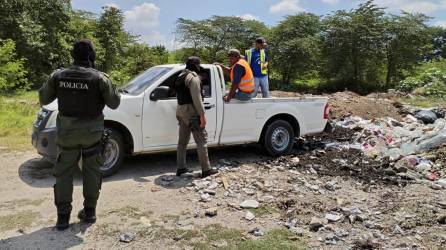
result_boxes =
[186,56,201,66]
[186,56,203,73]
[256,37,265,44]
[72,39,96,66]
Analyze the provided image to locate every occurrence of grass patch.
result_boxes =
[400,96,446,108]
[149,226,199,242]
[0,198,46,209]
[0,91,40,151]
[249,205,280,217]
[95,222,121,236]
[193,224,306,250]
[161,214,181,222]
[0,210,40,232]
[107,205,153,219]
[237,229,306,250]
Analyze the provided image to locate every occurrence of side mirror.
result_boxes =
[150,86,170,101]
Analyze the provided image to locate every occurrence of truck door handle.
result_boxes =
[204,104,215,110]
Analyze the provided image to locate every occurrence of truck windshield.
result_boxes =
[121,67,172,95]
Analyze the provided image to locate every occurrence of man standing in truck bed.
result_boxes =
[39,39,121,230]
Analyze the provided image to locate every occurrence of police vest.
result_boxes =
[175,71,203,105]
[245,49,267,75]
[55,67,105,117]
[230,59,255,93]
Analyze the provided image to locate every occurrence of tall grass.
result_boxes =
[0,91,40,150]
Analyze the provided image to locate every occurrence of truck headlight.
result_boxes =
[33,109,51,128]
[45,111,57,128]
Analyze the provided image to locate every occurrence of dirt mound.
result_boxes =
[271,91,402,120]
[328,91,402,120]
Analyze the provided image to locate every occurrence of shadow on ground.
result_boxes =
[0,223,91,250]
[18,145,268,188]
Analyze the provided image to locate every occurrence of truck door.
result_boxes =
[142,67,217,149]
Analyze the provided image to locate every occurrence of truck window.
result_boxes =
[158,69,212,99]
[122,67,172,95]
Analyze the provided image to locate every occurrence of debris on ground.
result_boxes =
[119,233,135,243]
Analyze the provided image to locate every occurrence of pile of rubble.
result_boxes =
[327,106,446,190]
[167,101,446,248]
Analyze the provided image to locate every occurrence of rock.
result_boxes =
[244,211,255,221]
[356,214,369,222]
[349,215,357,223]
[208,181,219,190]
[334,228,349,238]
[309,217,325,232]
[415,110,438,124]
[203,189,216,195]
[393,225,404,235]
[438,201,446,209]
[289,227,305,236]
[325,212,343,223]
[200,193,211,202]
[205,207,218,217]
[437,214,446,224]
[119,233,135,243]
[193,180,210,190]
[240,200,259,209]
[291,157,300,163]
[139,216,151,227]
[325,233,338,245]
[249,228,264,237]
[324,181,338,191]
[432,108,446,118]
[364,220,382,230]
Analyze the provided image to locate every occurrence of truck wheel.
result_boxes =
[262,120,295,156]
[101,128,125,177]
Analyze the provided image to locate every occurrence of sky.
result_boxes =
[71,0,446,50]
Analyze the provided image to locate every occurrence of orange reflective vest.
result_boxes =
[230,59,255,93]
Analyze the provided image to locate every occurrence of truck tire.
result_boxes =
[262,120,295,156]
[101,128,125,177]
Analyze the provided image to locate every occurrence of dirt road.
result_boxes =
[1,142,445,249]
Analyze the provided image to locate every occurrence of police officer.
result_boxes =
[39,39,121,230]
[175,56,218,178]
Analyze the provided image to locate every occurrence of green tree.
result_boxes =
[270,13,321,84]
[0,0,72,86]
[95,6,133,73]
[176,16,269,62]
[0,39,29,93]
[322,0,387,92]
[428,26,446,60]
[383,13,432,86]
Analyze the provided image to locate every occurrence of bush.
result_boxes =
[397,61,446,97]
[0,39,29,93]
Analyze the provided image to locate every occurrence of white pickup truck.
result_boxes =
[32,64,329,176]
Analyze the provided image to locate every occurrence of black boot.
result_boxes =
[176,167,193,176]
[56,214,70,231]
[78,207,96,223]
[202,168,218,178]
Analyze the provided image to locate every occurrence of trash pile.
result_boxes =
[328,107,446,189]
